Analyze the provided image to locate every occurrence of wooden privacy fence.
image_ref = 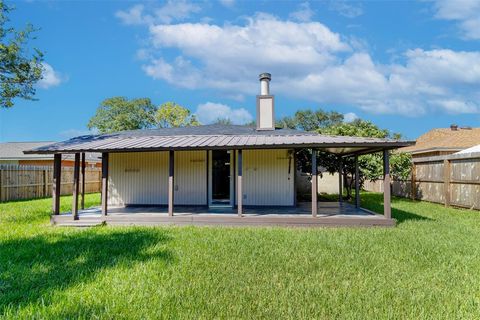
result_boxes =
[364,152,480,210]
[0,164,101,202]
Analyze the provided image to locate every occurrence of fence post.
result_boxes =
[411,162,416,200]
[43,169,48,198]
[444,159,451,207]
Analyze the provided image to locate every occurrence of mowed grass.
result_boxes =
[0,193,479,319]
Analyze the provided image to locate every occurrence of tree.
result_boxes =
[214,118,232,125]
[317,119,410,199]
[1,2,44,108]
[88,97,157,134]
[155,102,200,128]
[278,109,344,131]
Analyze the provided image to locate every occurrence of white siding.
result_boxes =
[108,152,168,206]
[174,151,207,205]
[239,149,294,206]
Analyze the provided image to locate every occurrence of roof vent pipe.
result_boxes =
[259,72,271,95]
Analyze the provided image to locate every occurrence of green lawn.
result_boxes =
[1,193,479,319]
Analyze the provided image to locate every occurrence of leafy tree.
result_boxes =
[1,2,44,108]
[88,97,157,133]
[278,109,344,131]
[155,102,200,128]
[214,118,232,125]
[317,119,409,199]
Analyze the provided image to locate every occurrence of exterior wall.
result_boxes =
[108,152,169,206]
[108,151,207,206]
[238,149,294,206]
[174,151,207,205]
[0,160,19,165]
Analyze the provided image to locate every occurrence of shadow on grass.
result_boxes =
[0,228,173,314]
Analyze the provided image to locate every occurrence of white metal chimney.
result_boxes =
[256,73,275,130]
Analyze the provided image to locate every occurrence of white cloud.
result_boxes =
[116,1,200,26]
[127,12,480,116]
[38,63,64,89]
[289,2,314,22]
[433,0,480,40]
[195,102,253,125]
[329,1,363,18]
[343,112,358,122]
[219,0,235,8]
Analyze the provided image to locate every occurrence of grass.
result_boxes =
[0,193,479,319]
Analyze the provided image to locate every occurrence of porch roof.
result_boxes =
[24,124,413,156]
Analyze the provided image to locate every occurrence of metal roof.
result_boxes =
[1,141,101,161]
[24,124,414,156]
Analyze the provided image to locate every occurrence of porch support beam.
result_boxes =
[338,156,343,203]
[237,149,243,216]
[101,152,109,217]
[355,155,360,208]
[383,150,391,219]
[72,153,80,220]
[168,150,174,216]
[81,152,86,210]
[311,149,318,217]
[52,154,62,215]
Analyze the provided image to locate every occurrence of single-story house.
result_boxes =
[400,125,480,158]
[0,141,101,167]
[25,73,413,227]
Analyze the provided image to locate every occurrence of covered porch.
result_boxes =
[51,201,395,227]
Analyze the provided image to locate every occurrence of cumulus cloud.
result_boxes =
[289,2,315,22]
[195,102,253,125]
[329,1,363,18]
[343,112,358,122]
[219,0,235,8]
[116,1,200,25]
[433,0,480,40]
[38,63,64,89]
[122,11,480,116]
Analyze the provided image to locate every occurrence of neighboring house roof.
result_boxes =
[0,141,101,162]
[456,144,480,154]
[24,124,413,156]
[400,127,480,155]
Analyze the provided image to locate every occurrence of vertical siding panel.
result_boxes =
[242,149,294,206]
[174,151,206,205]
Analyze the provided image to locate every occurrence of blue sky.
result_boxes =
[1,0,479,142]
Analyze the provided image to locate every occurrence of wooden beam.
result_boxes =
[72,153,80,220]
[338,156,343,203]
[354,155,360,208]
[444,159,451,207]
[237,149,243,216]
[383,150,391,219]
[101,152,109,217]
[52,154,62,215]
[311,149,318,217]
[168,150,174,216]
[81,152,86,210]
[411,162,416,200]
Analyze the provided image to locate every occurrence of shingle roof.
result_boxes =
[24,124,413,156]
[1,141,101,162]
[400,127,480,154]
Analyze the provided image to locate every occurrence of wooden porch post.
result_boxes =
[168,150,174,216]
[237,149,243,217]
[101,152,109,217]
[52,154,62,215]
[72,153,80,220]
[383,150,391,219]
[338,156,343,203]
[355,155,360,208]
[81,152,86,210]
[311,149,318,217]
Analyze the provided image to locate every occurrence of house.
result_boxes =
[25,73,413,227]
[400,125,480,158]
[0,141,101,167]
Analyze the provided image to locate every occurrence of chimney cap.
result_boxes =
[259,73,271,81]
